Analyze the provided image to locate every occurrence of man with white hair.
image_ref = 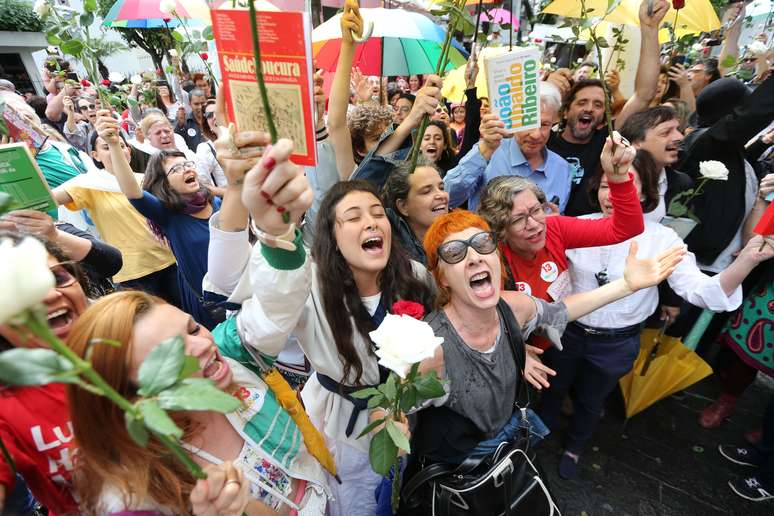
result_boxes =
[444,81,573,212]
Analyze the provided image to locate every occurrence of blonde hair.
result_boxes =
[140,112,171,136]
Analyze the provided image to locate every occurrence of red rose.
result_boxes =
[101,79,110,86]
[391,300,425,320]
[533,37,543,43]
[156,68,164,76]
[162,17,172,23]
[672,0,685,9]
[80,79,90,87]
[200,52,208,60]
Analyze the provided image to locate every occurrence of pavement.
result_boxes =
[537,373,774,516]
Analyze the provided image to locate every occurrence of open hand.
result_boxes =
[190,462,249,516]
[241,139,313,236]
[523,345,556,390]
[668,63,690,89]
[623,241,686,292]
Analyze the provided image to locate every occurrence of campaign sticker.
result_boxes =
[514,282,532,296]
[540,261,559,283]
[187,128,197,137]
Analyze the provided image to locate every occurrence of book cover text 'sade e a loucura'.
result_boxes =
[211,8,317,166]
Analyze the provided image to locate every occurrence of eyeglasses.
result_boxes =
[509,203,547,231]
[166,161,196,176]
[79,104,96,111]
[437,231,497,265]
[50,264,77,288]
[204,111,216,119]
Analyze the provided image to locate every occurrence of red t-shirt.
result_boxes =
[0,383,78,515]
[502,177,644,348]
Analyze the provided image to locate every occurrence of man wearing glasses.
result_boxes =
[61,96,99,152]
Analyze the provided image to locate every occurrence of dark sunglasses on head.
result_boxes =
[204,111,216,119]
[437,231,497,265]
[50,263,77,288]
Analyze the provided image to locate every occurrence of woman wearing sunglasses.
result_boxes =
[478,133,645,352]
[401,209,683,508]
[541,151,774,480]
[229,139,435,516]
[195,99,228,198]
[99,109,223,329]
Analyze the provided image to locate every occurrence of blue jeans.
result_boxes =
[539,323,640,454]
[466,409,550,460]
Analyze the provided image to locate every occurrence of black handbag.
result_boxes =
[400,300,560,516]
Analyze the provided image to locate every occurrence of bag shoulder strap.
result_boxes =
[401,462,455,503]
[496,298,530,409]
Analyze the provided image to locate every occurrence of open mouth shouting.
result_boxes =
[361,235,385,255]
[201,348,230,385]
[182,171,199,188]
[575,112,595,133]
[468,270,495,299]
[423,144,439,161]
[48,306,75,339]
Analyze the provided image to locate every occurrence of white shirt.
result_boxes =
[644,169,668,223]
[195,141,228,188]
[565,215,743,329]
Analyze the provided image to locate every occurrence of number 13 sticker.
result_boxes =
[540,261,559,283]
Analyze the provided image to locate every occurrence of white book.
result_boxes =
[485,47,542,134]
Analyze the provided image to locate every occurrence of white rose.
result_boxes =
[108,72,125,84]
[748,40,767,57]
[0,238,55,324]
[159,0,177,15]
[169,49,178,58]
[370,314,443,379]
[698,160,729,181]
[33,0,50,17]
[130,74,143,85]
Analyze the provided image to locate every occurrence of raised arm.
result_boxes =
[327,0,362,180]
[615,0,669,128]
[667,63,696,113]
[376,75,442,156]
[93,110,143,199]
[718,2,744,76]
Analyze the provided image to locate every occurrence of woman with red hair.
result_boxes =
[400,208,684,511]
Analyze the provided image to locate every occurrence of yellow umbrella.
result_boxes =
[441,46,509,103]
[542,0,721,40]
[619,326,712,418]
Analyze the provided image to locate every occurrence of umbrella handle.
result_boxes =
[683,309,714,351]
[351,20,374,44]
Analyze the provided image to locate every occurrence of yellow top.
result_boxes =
[65,186,176,283]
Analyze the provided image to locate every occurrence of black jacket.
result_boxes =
[677,76,774,264]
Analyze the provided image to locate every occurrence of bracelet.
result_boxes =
[250,219,297,252]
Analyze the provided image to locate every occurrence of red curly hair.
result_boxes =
[423,209,505,306]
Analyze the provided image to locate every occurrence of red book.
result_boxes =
[753,201,774,237]
[211,9,317,166]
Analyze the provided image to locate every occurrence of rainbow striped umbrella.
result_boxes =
[312,8,467,77]
[102,0,211,28]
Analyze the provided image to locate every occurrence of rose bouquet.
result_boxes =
[353,301,446,513]
[664,160,730,238]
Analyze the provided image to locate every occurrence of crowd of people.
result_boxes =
[0,0,773,514]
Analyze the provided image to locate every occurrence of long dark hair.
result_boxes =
[425,120,456,173]
[587,149,661,213]
[143,150,212,211]
[311,181,434,385]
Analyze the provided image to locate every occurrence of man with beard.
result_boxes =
[546,0,668,216]
[175,88,207,152]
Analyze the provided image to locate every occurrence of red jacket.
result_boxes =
[0,383,78,515]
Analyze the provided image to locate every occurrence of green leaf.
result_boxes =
[357,416,386,439]
[177,355,199,381]
[0,192,12,215]
[0,349,76,386]
[367,393,386,409]
[385,419,410,453]
[414,372,446,400]
[124,411,149,447]
[667,202,687,217]
[368,427,397,476]
[138,399,183,439]
[80,12,94,27]
[46,33,61,45]
[596,37,609,49]
[721,55,737,69]
[172,31,184,42]
[157,380,240,413]
[192,29,201,39]
[378,373,397,401]
[137,335,185,396]
[400,385,417,413]
[202,26,213,40]
[60,39,84,57]
[84,0,98,13]
[351,387,380,399]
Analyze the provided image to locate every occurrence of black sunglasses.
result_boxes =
[204,111,216,119]
[79,104,96,111]
[437,231,497,265]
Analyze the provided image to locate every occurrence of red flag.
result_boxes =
[753,202,774,237]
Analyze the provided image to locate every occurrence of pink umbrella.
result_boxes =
[480,8,519,28]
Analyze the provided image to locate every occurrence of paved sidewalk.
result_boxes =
[538,374,773,516]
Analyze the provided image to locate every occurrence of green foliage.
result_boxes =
[369,428,397,476]
[124,411,150,447]
[137,335,185,396]
[138,399,184,439]
[0,348,77,386]
[0,0,43,32]
[156,378,241,412]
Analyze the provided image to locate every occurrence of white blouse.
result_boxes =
[565,215,743,329]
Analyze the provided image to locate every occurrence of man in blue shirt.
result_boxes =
[444,82,572,211]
